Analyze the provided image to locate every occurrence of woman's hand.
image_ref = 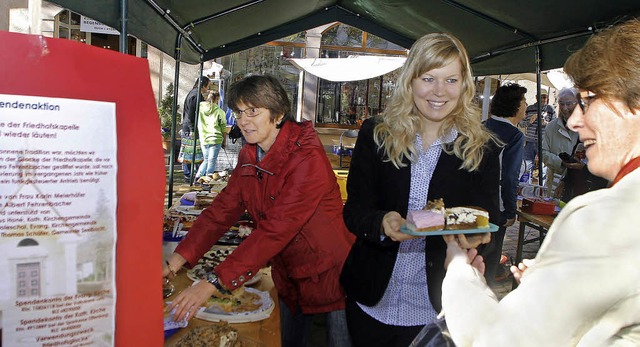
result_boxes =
[510,258,535,284]
[163,253,187,279]
[503,217,516,227]
[381,211,416,242]
[167,280,217,322]
[454,232,491,249]
[443,235,485,274]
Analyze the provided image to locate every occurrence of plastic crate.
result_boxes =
[521,197,556,215]
[334,170,349,202]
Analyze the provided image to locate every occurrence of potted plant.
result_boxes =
[158,83,181,151]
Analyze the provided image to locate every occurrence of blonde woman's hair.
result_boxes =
[374,32,494,171]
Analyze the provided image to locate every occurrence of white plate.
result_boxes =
[187,266,263,287]
[195,287,275,323]
[173,205,204,215]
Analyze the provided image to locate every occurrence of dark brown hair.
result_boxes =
[227,74,294,126]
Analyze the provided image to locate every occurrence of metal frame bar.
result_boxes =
[144,0,206,55]
[188,62,206,186]
[166,33,183,208]
[119,0,128,53]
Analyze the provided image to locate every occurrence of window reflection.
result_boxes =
[315,59,399,127]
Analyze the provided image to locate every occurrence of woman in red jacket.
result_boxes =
[164,75,354,347]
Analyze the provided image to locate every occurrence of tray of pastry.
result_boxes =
[400,223,499,236]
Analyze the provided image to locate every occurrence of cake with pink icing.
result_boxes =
[406,209,445,233]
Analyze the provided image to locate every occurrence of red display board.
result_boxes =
[0,31,165,346]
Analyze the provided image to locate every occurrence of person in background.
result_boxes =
[182,76,210,181]
[541,87,580,196]
[340,32,500,347]
[557,140,609,202]
[195,91,226,181]
[481,83,527,284]
[441,19,640,346]
[164,75,354,347]
[520,88,556,183]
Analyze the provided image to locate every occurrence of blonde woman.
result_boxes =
[340,32,500,346]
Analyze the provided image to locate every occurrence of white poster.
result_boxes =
[0,94,117,347]
[80,16,119,35]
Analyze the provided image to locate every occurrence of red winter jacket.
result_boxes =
[175,120,354,314]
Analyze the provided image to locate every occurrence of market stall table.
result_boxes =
[512,209,556,289]
[164,267,281,346]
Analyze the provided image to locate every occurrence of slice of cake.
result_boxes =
[444,207,490,230]
[406,210,445,233]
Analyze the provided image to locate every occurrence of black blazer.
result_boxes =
[340,118,500,311]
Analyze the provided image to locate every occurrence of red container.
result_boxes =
[521,198,556,215]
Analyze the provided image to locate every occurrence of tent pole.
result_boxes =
[167,34,183,208]
[189,62,206,186]
[535,46,543,186]
[144,0,204,55]
[119,0,128,53]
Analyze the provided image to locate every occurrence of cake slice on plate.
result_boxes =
[406,199,446,233]
[444,207,489,230]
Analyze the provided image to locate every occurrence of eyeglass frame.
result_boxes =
[232,107,262,120]
[577,91,597,113]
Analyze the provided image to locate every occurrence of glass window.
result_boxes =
[140,41,148,58]
[321,24,362,48]
[70,29,85,43]
[275,32,306,44]
[366,32,405,51]
[58,10,69,24]
[315,63,400,127]
[59,26,69,39]
[70,12,81,25]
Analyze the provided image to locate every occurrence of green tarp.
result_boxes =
[49,0,640,75]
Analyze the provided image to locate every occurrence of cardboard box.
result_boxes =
[521,197,556,215]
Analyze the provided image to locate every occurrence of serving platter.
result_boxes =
[187,245,263,286]
[399,223,499,236]
[195,287,275,323]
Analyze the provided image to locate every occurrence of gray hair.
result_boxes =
[558,87,578,99]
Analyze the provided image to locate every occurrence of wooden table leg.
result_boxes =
[512,221,527,289]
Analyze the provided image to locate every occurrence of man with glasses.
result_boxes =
[541,88,580,196]
[520,89,556,183]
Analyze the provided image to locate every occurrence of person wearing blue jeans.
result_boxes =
[196,91,226,179]
[520,89,555,183]
[182,76,210,180]
[482,83,527,284]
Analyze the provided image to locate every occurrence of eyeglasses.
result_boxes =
[577,91,597,113]
[558,101,577,107]
[232,107,261,120]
